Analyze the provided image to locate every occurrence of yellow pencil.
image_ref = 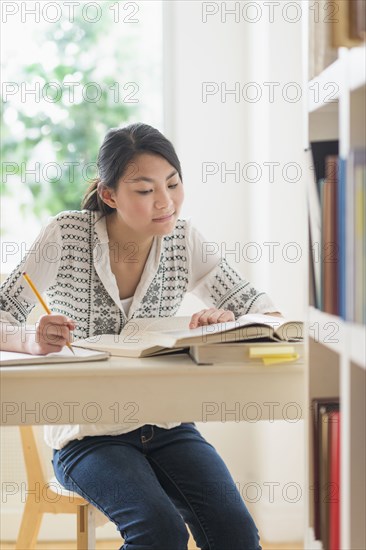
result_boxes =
[22,272,75,355]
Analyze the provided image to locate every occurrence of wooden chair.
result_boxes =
[16,426,107,550]
[16,427,199,549]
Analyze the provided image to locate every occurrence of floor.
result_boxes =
[0,541,303,549]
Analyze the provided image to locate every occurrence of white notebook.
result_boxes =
[0,346,110,366]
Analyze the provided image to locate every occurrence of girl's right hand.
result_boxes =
[27,314,76,355]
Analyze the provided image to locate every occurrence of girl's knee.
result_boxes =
[206,507,262,550]
[120,509,189,550]
[160,517,190,550]
[228,513,262,550]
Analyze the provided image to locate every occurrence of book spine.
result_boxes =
[328,410,340,550]
[319,408,331,550]
[338,158,347,319]
[346,151,355,322]
[349,0,366,41]
[311,0,338,78]
[353,150,366,324]
[311,398,340,544]
[323,156,339,315]
[339,149,366,324]
[332,0,364,48]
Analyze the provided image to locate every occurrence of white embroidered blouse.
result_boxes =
[0,210,277,449]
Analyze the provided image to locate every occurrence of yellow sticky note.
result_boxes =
[249,346,295,358]
[262,354,300,366]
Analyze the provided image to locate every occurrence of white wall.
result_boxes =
[1,2,308,544]
[164,2,307,541]
[164,1,308,319]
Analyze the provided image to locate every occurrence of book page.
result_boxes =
[236,314,303,341]
[236,313,287,329]
[137,314,285,342]
[1,348,76,363]
[73,318,192,353]
[152,314,279,341]
[122,316,193,334]
[0,346,108,366]
[73,330,178,353]
[275,322,303,341]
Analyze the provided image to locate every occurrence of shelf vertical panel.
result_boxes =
[340,324,365,549]
[302,0,310,150]
[338,48,350,159]
[349,362,366,549]
[340,338,351,549]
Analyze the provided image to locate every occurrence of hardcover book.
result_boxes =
[73,314,304,359]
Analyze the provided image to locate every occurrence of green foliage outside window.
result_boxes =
[1,11,140,221]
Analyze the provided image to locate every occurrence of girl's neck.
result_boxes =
[105,212,154,256]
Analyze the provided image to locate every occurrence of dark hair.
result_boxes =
[81,123,183,214]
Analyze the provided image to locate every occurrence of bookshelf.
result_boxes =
[303,3,366,549]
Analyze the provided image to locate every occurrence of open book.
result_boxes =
[0,347,110,367]
[73,314,303,359]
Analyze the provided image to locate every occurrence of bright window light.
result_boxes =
[1,1,163,273]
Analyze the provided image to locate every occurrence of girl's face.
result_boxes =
[102,153,184,237]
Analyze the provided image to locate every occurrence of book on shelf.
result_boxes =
[319,407,331,549]
[320,407,341,550]
[349,0,366,41]
[309,224,317,308]
[308,141,339,311]
[309,0,338,80]
[338,156,348,319]
[321,155,339,315]
[351,149,366,324]
[311,397,340,544]
[332,0,365,48]
[341,149,366,323]
[307,151,322,309]
[188,341,304,366]
[73,314,304,359]
[309,141,339,196]
[0,347,110,367]
[308,0,365,80]
[308,141,366,323]
[328,410,340,550]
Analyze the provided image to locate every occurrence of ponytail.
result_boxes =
[81,178,114,215]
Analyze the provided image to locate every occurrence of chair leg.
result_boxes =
[15,501,43,549]
[77,504,96,550]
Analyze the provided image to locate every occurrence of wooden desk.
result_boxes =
[0,352,305,425]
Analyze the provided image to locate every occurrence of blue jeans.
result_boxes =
[53,423,262,550]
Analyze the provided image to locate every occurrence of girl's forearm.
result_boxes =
[0,323,32,354]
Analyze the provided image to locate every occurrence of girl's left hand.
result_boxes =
[189,308,235,329]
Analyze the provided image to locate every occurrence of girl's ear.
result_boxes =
[97,182,116,209]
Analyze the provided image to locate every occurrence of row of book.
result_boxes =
[309,0,366,81]
[308,140,366,324]
[312,397,340,550]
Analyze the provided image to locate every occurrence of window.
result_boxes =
[1,1,163,273]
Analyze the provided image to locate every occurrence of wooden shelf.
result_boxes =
[308,306,344,356]
[308,60,341,113]
[348,322,366,369]
[349,45,366,92]
[308,45,366,114]
[304,7,366,547]
[308,307,366,369]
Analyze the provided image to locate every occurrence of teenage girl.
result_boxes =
[1,123,282,549]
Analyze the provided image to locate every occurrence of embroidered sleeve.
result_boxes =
[0,218,61,325]
[186,220,277,318]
